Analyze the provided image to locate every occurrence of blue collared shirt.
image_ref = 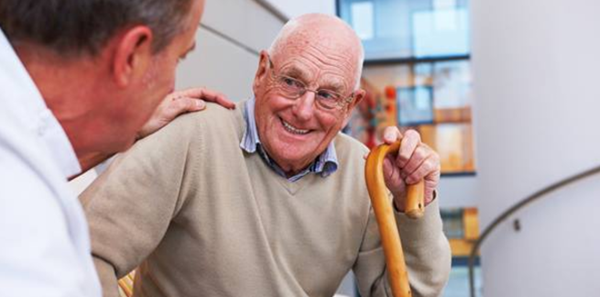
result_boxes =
[240,97,339,182]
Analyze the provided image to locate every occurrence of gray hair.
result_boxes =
[0,0,194,57]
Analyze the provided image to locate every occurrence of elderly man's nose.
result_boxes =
[293,91,316,121]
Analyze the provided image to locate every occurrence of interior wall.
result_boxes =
[263,0,336,18]
[471,0,600,295]
[176,0,284,100]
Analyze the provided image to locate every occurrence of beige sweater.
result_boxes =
[80,102,451,297]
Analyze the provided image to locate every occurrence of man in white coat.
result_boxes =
[0,0,233,296]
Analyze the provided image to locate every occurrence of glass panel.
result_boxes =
[445,262,482,297]
[419,123,475,173]
[412,8,470,58]
[433,60,472,111]
[441,207,483,297]
[338,0,470,61]
[441,208,464,238]
[397,86,434,125]
[353,60,475,174]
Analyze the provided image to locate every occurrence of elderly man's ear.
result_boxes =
[342,89,365,126]
[253,50,270,94]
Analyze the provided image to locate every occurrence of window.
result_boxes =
[338,0,470,61]
[339,0,475,175]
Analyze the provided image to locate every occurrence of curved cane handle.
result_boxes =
[365,141,426,297]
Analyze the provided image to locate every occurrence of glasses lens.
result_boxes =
[316,90,342,110]
[272,71,350,111]
[278,76,304,98]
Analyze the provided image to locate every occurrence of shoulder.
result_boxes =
[126,102,246,166]
[168,102,241,131]
[187,101,242,123]
[333,132,370,160]
[151,102,245,144]
[330,133,370,190]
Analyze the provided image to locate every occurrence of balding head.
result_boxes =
[268,13,364,89]
[251,13,367,177]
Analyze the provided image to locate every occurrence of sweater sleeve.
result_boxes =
[79,114,202,297]
[353,198,451,297]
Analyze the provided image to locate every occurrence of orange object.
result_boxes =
[365,141,425,297]
[118,271,136,297]
[384,86,397,100]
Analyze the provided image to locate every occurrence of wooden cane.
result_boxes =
[365,141,425,297]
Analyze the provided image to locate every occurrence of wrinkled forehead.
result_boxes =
[273,32,360,87]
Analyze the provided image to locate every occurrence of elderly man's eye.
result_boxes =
[281,77,302,88]
[283,77,294,85]
[317,90,338,100]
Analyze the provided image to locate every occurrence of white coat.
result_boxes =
[0,29,101,297]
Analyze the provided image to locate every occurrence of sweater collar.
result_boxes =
[240,97,338,182]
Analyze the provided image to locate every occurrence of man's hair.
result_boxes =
[0,0,193,56]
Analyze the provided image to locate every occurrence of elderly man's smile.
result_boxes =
[280,117,310,135]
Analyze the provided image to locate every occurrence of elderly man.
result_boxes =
[0,0,233,296]
[81,14,451,297]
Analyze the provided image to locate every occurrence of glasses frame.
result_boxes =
[265,54,355,111]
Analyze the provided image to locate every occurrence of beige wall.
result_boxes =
[176,0,284,100]
[472,0,600,295]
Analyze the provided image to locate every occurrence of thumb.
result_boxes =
[382,126,402,144]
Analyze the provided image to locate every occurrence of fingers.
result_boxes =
[385,128,440,206]
[396,129,420,169]
[175,87,235,109]
[406,152,440,204]
[137,87,230,140]
[400,143,429,179]
[212,94,236,109]
[424,178,439,204]
[382,155,400,184]
[172,97,206,112]
[405,153,439,184]
[382,126,402,144]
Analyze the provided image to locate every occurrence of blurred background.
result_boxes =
[71,0,600,296]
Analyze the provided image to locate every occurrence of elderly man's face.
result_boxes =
[253,43,363,175]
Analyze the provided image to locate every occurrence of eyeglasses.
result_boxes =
[266,55,354,111]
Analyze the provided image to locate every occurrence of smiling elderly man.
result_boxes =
[81,14,451,297]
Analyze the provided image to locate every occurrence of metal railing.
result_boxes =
[468,164,600,297]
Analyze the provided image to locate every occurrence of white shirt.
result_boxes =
[0,29,101,297]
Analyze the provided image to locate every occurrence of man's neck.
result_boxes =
[258,143,316,178]
[15,44,107,165]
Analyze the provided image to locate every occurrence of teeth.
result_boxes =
[282,120,309,135]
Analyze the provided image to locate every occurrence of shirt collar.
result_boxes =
[1,29,81,179]
[240,97,338,182]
